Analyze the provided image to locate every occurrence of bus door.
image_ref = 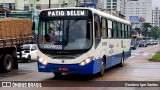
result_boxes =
[94,14,102,59]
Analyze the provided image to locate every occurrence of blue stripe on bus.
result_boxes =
[37,59,101,74]
[38,51,131,74]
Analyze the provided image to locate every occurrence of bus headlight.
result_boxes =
[80,57,92,66]
[39,57,44,62]
[42,60,48,65]
[38,57,48,65]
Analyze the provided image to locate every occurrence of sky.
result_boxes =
[152,0,160,9]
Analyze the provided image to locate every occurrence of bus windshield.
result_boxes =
[38,18,92,51]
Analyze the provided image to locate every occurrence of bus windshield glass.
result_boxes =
[38,10,92,51]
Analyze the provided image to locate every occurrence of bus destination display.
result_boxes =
[47,10,88,17]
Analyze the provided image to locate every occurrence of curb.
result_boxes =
[149,59,160,62]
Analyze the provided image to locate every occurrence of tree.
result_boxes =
[150,26,160,39]
[141,23,152,28]
[141,23,152,37]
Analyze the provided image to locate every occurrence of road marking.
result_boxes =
[21,69,37,71]
[133,54,139,56]
[132,52,155,56]
[129,56,135,58]
[143,53,148,56]
[19,65,27,67]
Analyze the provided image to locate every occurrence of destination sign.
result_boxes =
[47,10,88,17]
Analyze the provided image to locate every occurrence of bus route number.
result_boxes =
[102,42,107,46]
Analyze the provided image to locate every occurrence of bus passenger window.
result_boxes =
[122,24,125,38]
[108,20,112,38]
[125,25,128,38]
[113,21,117,38]
[101,18,107,38]
[118,22,122,38]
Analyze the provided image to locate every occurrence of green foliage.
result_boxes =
[140,23,160,38]
[142,23,152,29]
[149,26,160,38]
[150,52,160,61]
[141,23,152,37]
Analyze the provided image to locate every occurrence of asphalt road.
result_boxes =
[0,45,160,90]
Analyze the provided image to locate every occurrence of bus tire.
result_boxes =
[98,58,106,77]
[0,54,13,72]
[54,72,62,78]
[119,53,124,67]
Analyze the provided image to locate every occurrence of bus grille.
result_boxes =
[52,55,76,59]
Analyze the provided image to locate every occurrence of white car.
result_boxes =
[17,44,37,61]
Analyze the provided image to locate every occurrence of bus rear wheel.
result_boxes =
[119,53,124,67]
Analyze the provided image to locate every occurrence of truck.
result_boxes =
[0,18,33,72]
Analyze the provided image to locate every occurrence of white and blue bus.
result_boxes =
[37,7,131,77]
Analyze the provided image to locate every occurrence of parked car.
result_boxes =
[138,40,147,47]
[17,44,37,62]
[131,41,137,50]
[153,40,158,45]
[146,40,154,45]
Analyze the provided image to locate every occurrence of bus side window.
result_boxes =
[125,24,128,38]
[94,14,101,48]
[118,22,122,38]
[112,21,117,38]
[101,17,108,38]
[108,19,112,38]
[122,24,125,38]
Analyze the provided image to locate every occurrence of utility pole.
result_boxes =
[76,0,78,6]
[84,0,86,6]
[159,33,160,52]
[49,0,51,8]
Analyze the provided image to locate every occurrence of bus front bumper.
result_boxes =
[37,59,102,74]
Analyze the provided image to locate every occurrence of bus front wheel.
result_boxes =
[54,72,62,78]
[98,58,106,77]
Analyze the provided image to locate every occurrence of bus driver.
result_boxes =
[44,27,54,44]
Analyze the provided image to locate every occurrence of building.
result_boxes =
[152,7,160,27]
[103,0,126,16]
[0,0,16,10]
[0,0,76,11]
[125,0,152,28]
[97,0,104,9]
[78,0,98,8]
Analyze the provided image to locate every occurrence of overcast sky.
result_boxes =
[152,0,160,9]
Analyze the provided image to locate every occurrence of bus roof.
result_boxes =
[40,7,131,25]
